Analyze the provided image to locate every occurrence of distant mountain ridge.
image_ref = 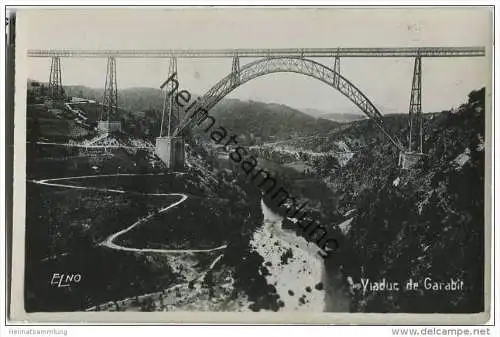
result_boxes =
[63,85,361,125]
[29,84,342,144]
[61,84,342,142]
[300,107,367,123]
[63,85,166,112]
[204,99,341,143]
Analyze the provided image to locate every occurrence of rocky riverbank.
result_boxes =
[250,200,350,312]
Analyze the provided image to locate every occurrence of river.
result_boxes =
[250,199,351,312]
[250,199,325,311]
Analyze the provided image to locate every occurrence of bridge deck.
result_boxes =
[28,47,485,58]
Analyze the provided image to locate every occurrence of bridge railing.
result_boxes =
[27,47,486,58]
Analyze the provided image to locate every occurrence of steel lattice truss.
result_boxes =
[174,57,405,151]
[99,57,118,121]
[159,57,179,137]
[408,56,423,153]
[28,47,485,58]
[48,57,63,100]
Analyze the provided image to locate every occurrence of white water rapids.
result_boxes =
[250,200,326,311]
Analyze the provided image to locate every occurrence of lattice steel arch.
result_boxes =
[174,57,405,151]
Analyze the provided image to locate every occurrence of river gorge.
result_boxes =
[251,199,350,312]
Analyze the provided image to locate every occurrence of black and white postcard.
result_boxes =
[9,7,493,324]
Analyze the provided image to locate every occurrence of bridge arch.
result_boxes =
[175,57,404,151]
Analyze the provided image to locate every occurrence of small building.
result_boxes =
[71,97,90,103]
[28,80,41,89]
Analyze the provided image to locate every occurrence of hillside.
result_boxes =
[333,88,486,313]
[62,85,342,144]
[27,79,303,312]
[199,99,341,144]
[25,125,286,312]
[256,87,486,313]
[64,86,166,112]
[300,107,367,123]
[26,80,486,314]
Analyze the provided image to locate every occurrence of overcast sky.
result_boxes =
[20,8,492,114]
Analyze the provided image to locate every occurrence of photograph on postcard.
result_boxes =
[10,7,493,322]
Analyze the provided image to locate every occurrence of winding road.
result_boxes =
[31,174,228,254]
[30,173,232,311]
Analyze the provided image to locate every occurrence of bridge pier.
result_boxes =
[400,54,424,169]
[155,136,185,171]
[156,57,185,170]
[48,56,63,101]
[97,121,122,134]
[98,57,120,134]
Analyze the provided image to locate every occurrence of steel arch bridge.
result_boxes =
[173,57,404,151]
[32,47,485,168]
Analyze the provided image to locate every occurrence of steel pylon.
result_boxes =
[159,57,178,137]
[100,57,118,122]
[48,56,63,100]
[230,53,240,87]
[408,55,423,153]
[333,52,340,88]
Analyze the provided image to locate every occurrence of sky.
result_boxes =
[20,8,492,114]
